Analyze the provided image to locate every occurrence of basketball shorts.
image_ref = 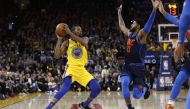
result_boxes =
[120,64,145,85]
[64,65,94,87]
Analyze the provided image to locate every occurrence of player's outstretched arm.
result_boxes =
[54,36,68,59]
[64,25,89,47]
[138,0,159,43]
[118,5,130,37]
[158,1,179,26]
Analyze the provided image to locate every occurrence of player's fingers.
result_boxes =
[120,4,122,9]
[151,0,155,4]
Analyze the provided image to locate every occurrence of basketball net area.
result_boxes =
[158,24,190,49]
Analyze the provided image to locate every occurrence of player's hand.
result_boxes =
[174,44,184,63]
[151,0,160,10]
[158,1,166,15]
[64,24,72,35]
[56,34,63,40]
[118,4,122,15]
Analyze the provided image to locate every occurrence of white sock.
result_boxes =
[168,100,175,106]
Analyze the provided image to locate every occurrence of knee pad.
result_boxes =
[133,85,143,99]
[88,79,101,98]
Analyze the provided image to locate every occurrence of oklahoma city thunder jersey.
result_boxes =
[125,32,145,65]
[66,39,88,66]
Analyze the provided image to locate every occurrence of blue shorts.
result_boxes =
[120,64,145,85]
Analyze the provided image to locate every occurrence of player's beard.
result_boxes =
[130,26,137,32]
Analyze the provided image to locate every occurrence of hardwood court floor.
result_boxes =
[1,90,188,109]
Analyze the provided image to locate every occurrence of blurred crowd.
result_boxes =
[0,0,186,100]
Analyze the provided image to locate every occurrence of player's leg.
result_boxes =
[132,67,150,100]
[80,79,101,108]
[132,78,144,99]
[187,88,190,109]
[121,75,134,109]
[166,70,190,109]
[46,76,72,109]
[76,68,101,108]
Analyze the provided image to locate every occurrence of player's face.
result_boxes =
[74,26,82,36]
[130,20,140,32]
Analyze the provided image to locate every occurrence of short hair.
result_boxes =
[71,25,81,31]
[134,18,143,27]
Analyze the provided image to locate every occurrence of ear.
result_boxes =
[138,25,141,29]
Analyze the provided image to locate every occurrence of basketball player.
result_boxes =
[46,25,101,109]
[117,0,159,109]
[158,1,190,109]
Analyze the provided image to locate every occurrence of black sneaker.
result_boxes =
[79,103,92,109]
[129,107,135,109]
[144,83,150,99]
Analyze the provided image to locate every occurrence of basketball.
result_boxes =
[55,23,67,37]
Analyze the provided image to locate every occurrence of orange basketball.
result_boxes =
[55,23,67,37]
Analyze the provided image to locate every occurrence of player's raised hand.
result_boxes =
[158,1,166,15]
[118,4,122,15]
[151,0,160,10]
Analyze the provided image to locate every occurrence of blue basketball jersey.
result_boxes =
[124,32,146,65]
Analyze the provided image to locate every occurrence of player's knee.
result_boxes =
[61,77,71,91]
[62,83,71,91]
[173,76,184,86]
[90,80,101,93]
[96,83,101,92]
[94,84,101,94]
[121,78,130,87]
[133,86,143,99]
[133,92,142,99]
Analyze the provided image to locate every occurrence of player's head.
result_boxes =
[130,19,141,32]
[72,26,82,36]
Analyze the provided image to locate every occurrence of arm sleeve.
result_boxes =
[164,12,179,26]
[143,10,156,33]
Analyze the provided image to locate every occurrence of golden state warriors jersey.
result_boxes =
[66,39,88,66]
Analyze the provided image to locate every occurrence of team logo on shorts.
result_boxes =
[72,48,83,59]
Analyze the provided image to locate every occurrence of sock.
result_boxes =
[82,97,93,107]
[46,102,55,109]
[45,77,71,109]
[82,79,101,107]
[167,100,175,106]
[127,103,133,109]
[54,76,71,100]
